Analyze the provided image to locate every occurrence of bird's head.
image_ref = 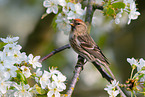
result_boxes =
[70,19,87,35]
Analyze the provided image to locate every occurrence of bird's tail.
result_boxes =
[92,61,113,83]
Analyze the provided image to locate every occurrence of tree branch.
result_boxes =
[39,44,71,63]
[66,56,85,97]
[85,0,93,26]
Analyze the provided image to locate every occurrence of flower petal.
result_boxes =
[52,6,58,14]
[46,8,52,14]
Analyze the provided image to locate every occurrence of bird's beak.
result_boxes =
[69,23,74,26]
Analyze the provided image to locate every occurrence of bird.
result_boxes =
[69,19,113,82]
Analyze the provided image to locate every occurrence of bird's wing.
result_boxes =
[77,34,109,65]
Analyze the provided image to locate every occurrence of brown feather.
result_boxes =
[69,19,109,66]
[77,34,109,65]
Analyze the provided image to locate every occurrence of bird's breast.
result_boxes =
[69,34,80,50]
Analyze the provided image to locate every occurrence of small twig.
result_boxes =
[39,44,71,63]
[67,56,85,97]
[85,0,93,26]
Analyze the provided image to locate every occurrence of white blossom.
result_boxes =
[43,0,58,14]
[0,80,12,94]
[66,3,86,20]
[47,82,63,97]
[40,70,51,89]
[7,51,25,64]
[0,36,19,44]
[62,2,73,14]
[123,0,140,24]
[58,0,66,7]
[28,54,42,69]
[55,13,71,35]
[35,68,42,83]
[104,80,119,90]
[127,58,138,66]
[107,90,120,97]
[0,66,10,81]
[20,66,32,78]
[49,67,60,75]
[112,0,140,24]
[138,58,145,70]
[127,1,140,24]
[52,72,66,90]
[4,89,15,97]
[4,64,18,78]
[36,68,42,77]
[20,52,28,62]
[137,58,145,81]
[3,44,21,53]
[127,58,145,82]
[104,80,120,97]
[0,36,67,97]
[0,51,9,66]
[13,83,32,97]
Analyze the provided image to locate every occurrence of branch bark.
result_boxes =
[66,56,85,97]
[39,44,70,63]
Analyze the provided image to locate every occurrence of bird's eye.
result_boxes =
[77,23,80,25]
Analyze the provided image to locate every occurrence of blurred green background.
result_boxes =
[0,0,145,96]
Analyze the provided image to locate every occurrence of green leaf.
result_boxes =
[112,2,125,9]
[138,73,144,79]
[0,42,7,49]
[106,7,115,16]
[17,72,28,84]
[36,84,46,94]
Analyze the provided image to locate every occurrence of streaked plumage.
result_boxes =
[69,19,109,66]
[69,19,113,82]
